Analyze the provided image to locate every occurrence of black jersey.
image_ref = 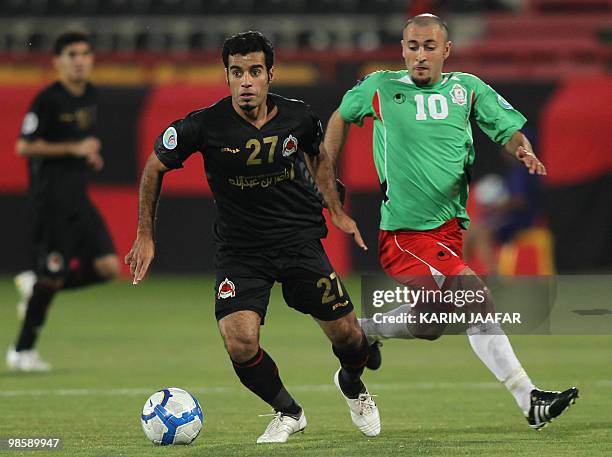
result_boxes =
[20,81,97,210]
[154,93,327,251]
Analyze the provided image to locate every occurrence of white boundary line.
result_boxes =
[1,380,610,398]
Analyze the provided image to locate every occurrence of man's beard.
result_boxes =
[413,76,431,87]
[69,74,87,84]
[241,102,256,112]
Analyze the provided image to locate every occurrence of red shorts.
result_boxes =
[379,219,468,289]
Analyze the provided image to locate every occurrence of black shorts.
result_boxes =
[32,201,116,278]
[214,239,354,324]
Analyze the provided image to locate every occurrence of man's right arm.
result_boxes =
[16,137,101,159]
[17,91,100,160]
[323,109,351,174]
[324,72,379,174]
[125,152,169,284]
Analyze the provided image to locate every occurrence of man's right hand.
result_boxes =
[86,151,104,171]
[330,209,368,251]
[125,236,155,285]
[71,137,101,159]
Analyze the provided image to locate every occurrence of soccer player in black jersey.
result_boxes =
[7,31,120,372]
[126,31,381,443]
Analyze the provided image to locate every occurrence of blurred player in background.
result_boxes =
[126,31,380,443]
[7,31,120,372]
[464,152,543,274]
[324,14,578,430]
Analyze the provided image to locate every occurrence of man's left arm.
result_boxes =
[503,131,547,176]
[471,77,547,177]
[314,144,367,250]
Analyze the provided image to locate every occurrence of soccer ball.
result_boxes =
[141,387,203,445]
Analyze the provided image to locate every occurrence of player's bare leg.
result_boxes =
[218,310,306,443]
[63,254,120,290]
[218,310,261,362]
[93,254,121,280]
[463,222,498,275]
[316,311,381,436]
[359,291,448,371]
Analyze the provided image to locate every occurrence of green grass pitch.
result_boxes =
[1,275,611,456]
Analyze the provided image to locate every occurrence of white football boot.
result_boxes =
[334,369,381,437]
[256,409,307,443]
[14,270,36,321]
[6,346,51,372]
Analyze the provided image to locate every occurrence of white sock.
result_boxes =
[360,305,415,341]
[467,324,535,415]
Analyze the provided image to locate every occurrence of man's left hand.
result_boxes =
[516,146,546,175]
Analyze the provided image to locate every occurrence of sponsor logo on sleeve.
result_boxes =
[217,278,236,299]
[21,112,38,135]
[46,251,64,274]
[162,126,177,150]
[497,94,514,110]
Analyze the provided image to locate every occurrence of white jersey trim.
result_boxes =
[395,74,415,85]
[393,236,446,288]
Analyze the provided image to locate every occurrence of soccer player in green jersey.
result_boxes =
[324,14,578,430]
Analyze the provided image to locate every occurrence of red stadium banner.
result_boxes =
[88,186,138,276]
[138,84,232,195]
[540,76,612,187]
[0,85,46,192]
[341,118,380,191]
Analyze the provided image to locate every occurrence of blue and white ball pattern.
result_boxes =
[141,387,203,445]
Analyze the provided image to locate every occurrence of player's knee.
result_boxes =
[409,324,444,341]
[38,275,64,290]
[224,335,259,363]
[329,320,363,350]
[94,255,121,280]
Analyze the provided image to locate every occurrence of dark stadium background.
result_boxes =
[0,0,610,276]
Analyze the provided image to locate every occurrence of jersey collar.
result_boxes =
[395,72,452,89]
[395,73,415,85]
[229,95,279,131]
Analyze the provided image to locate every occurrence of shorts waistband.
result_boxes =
[383,218,461,235]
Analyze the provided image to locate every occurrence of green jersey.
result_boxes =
[339,70,526,231]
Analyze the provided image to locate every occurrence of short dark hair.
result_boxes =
[404,14,449,41]
[222,31,274,71]
[53,31,92,56]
